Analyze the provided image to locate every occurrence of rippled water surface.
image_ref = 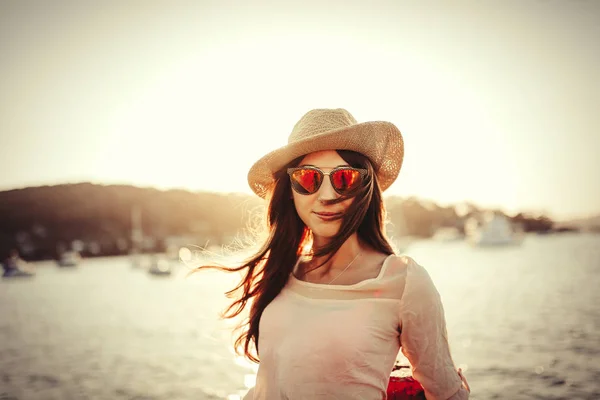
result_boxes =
[1,233,599,399]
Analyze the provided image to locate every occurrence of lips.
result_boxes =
[314,211,342,221]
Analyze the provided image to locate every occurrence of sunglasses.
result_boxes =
[287,166,368,195]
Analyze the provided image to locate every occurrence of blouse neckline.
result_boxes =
[290,254,395,290]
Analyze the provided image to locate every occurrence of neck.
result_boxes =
[309,233,362,272]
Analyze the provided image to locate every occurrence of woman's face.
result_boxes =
[291,150,355,241]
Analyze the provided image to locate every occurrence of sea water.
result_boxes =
[1,233,599,399]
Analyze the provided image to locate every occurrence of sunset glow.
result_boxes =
[1,1,598,219]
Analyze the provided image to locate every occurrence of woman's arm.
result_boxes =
[398,259,469,400]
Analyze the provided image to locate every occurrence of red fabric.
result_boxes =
[387,376,426,400]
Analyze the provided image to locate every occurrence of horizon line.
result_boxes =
[1,179,598,222]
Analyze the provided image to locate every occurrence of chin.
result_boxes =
[310,225,341,240]
[313,232,337,240]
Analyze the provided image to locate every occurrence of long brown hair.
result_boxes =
[197,150,394,362]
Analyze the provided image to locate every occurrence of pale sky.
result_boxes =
[1,0,599,220]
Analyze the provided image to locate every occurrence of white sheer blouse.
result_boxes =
[244,255,469,400]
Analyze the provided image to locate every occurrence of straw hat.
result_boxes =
[247,108,404,198]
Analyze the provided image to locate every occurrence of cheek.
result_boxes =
[340,198,354,210]
[292,193,314,222]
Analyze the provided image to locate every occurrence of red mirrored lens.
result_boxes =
[331,169,361,192]
[291,169,322,194]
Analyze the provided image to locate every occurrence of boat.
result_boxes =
[2,251,35,278]
[3,268,35,278]
[148,256,173,276]
[130,205,144,268]
[57,251,81,267]
[130,252,143,268]
[465,211,524,246]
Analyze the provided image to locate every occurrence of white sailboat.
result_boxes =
[57,250,81,267]
[465,211,524,246]
[2,250,35,278]
[130,206,143,268]
[148,255,173,276]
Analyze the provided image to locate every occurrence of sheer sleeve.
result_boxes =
[398,260,469,400]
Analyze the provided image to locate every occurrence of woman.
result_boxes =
[204,108,470,399]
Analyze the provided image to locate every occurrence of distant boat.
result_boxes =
[2,254,35,278]
[148,256,173,276]
[465,212,524,246]
[57,251,81,267]
[130,252,143,268]
[130,205,144,268]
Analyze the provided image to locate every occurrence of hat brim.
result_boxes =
[247,121,404,198]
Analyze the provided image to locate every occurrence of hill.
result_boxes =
[0,183,561,260]
[0,183,263,260]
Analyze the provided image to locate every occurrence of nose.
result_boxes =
[317,175,338,202]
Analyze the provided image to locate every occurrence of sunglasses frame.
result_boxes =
[287,166,368,195]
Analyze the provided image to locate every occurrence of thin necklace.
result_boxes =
[327,252,361,285]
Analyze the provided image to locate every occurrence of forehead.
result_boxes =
[299,150,347,166]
